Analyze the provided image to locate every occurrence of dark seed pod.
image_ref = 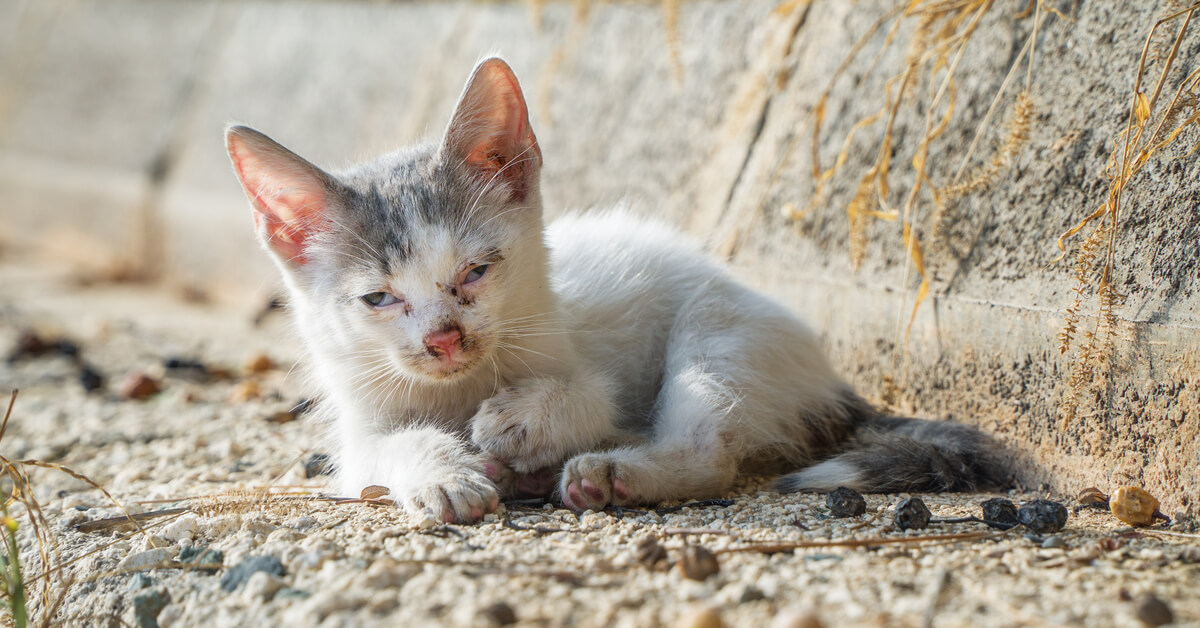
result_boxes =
[980,498,1019,529]
[1018,499,1068,534]
[826,487,866,518]
[634,536,667,568]
[894,497,931,530]
[79,365,104,392]
[677,545,720,581]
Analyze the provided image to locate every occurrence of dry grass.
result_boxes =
[801,0,1050,356]
[1055,1,1200,428]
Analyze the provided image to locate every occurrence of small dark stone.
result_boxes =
[1041,535,1065,549]
[54,339,80,357]
[132,588,170,628]
[1018,499,1068,534]
[304,453,334,479]
[79,365,104,392]
[128,573,153,590]
[219,555,284,592]
[980,498,1019,529]
[179,546,224,567]
[1133,593,1173,626]
[634,536,667,567]
[677,545,720,581]
[826,486,867,518]
[275,587,310,599]
[894,497,932,530]
[73,505,89,512]
[479,601,517,625]
[164,357,208,373]
[738,585,767,603]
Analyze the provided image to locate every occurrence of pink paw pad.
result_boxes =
[470,506,483,520]
[613,478,630,501]
[580,478,605,502]
[565,482,585,510]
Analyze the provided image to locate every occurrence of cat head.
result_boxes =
[226,57,545,383]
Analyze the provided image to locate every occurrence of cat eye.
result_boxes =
[361,292,401,308]
[464,264,490,284]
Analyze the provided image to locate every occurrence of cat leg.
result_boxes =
[558,365,740,510]
[470,367,620,472]
[337,426,498,523]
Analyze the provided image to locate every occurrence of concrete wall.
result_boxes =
[1,0,1197,513]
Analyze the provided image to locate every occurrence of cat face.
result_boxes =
[226,58,543,384]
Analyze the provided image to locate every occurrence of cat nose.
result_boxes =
[424,326,463,358]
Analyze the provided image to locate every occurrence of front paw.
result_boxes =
[471,388,561,470]
[392,467,499,524]
[559,452,634,512]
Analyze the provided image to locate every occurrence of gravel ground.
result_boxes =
[1,263,1198,628]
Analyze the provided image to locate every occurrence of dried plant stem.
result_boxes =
[718,530,994,555]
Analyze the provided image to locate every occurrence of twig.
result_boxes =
[717,530,994,555]
[72,508,190,533]
[663,528,730,536]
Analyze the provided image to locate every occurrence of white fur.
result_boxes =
[227,59,857,522]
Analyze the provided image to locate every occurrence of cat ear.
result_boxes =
[225,125,337,266]
[442,57,542,201]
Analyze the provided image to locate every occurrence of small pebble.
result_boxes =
[230,379,261,402]
[1077,486,1109,506]
[677,545,720,581]
[894,497,931,530]
[266,410,297,424]
[1178,546,1200,563]
[479,601,517,626]
[220,555,285,592]
[79,365,104,392]
[117,547,173,571]
[128,573,153,591]
[1133,593,1173,626]
[1110,487,1160,527]
[244,352,275,374]
[1018,499,1068,534]
[770,606,824,628]
[826,487,866,518]
[1041,535,1065,549]
[179,546,224,567]
[678,604,724,628]
[635,536,667,567]
[980,497,1019,529]
[132,588,170,628]
[121,373,162,401]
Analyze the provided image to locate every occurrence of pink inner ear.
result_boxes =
[229,139,329,266]
[447,60,542,200]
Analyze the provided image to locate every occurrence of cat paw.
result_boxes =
[394,468,500,524]
[471,388,565,470]
[559,453,634,511]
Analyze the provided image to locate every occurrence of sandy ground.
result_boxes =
[0,262,1198,628]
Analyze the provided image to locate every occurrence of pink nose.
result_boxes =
[424,327,462,358]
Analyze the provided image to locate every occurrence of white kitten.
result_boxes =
[225,58,1006,522]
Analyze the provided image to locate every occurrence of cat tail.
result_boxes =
[776,395,1011,494]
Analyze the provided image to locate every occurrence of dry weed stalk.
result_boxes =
[805,0,1049,358]
[1055,1,1200,428]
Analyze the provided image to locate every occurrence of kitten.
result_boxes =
[225,57,1007,522]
